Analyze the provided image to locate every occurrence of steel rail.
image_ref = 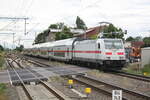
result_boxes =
[21,55,150,99]
[73,75,150,100]
[67,75,128,100]
[109,70,150,82]
[25,55,150,82]
[10,57,70,100]
[6,59,33,100]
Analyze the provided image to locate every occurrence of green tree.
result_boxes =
[143,37,150,44]
[55,25,73,40]
[34,31,47,44]
[34,29,50,44]
[143,37,150,47]
[134,36,142,41]
[76,16,87,29]
[35,22,73,43]
[103,24,124,39]
[126,36,135,41]
[55,32,61,40]
[15,45,24,52]
[103,24,121,33]
[49,23,64,29]
[43,29,50,36]
[57,22,64,29]
[49,24,58,29]
[0,45,4,51]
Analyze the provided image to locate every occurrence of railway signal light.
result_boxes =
[68,79,73,88]
[85,88,91,97]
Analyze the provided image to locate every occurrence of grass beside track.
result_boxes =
[142,64,150,75]
[0,83,8,100]
[123,62,150,76]
[0,52,5,70]
[0,83,6,93]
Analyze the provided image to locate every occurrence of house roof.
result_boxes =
[131,41,144,47]
[49,28,84,34]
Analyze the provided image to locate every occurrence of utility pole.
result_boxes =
[24,19,27,35]
[18,37,21,46]
[13,33,15,45]
[35,32,37,39]
[0,17,29,49]
[0,17,29,35]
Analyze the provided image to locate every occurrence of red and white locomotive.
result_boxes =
[24,38,126,69]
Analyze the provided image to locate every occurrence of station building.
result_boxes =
[141,47,150,67]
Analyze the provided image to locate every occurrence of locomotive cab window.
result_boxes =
[104,40,123,49]
[98,43,100,49]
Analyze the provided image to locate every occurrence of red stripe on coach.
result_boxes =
[48,50,101,53]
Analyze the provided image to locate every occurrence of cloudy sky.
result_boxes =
[0,0,150,48]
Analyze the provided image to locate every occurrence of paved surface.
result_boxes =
[0,71,10,83]
[7,68,47,85]
[0,65,89,83]
[31,67,58,78]
[31,66,89,76]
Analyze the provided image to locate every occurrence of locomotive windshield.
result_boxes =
[104,40,123,49]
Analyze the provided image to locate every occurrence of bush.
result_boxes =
[0,52,4,68]
[142,64,150,74]
[0,83,6,93]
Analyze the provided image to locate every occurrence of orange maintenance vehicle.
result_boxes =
[125,41,144,63]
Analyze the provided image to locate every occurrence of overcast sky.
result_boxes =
[0,0,150,48]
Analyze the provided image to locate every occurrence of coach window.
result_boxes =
[67,48,69,56]
[51,49,53,54]
[98,43,100,49]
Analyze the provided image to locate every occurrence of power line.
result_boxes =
[26,23,39,35]
[0,21,14,31]
[0,17,29,20]
[0,16,29,35]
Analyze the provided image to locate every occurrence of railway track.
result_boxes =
[6,57,71,100]
[19,56,113,99]
[17,55,150,99]
[6,59,33,100]
[109,70,150,82]
[70,75,150,100]
[24,55,150,82]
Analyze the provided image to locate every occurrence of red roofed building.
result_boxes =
[76,25,106,38]
[131,41,144,48]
